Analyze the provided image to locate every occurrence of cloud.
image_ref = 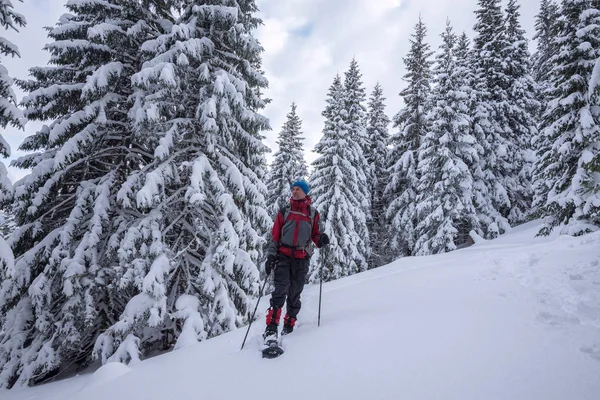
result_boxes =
[256,0,539,169]
[1,0,539,183]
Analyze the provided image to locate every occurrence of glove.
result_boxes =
[265,254,277,275]
[318,233,330,247]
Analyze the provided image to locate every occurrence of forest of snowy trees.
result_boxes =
[0,0,598,389]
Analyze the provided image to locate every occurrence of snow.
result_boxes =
[79,362,132,391]
[87,22,124,40]
[1,221,599,399]
[469,229,485,244]
[0,237,13,271]
[174,295,207,349]
[82,62,124,94]
[0,37,20,57]
[588,57,600,100]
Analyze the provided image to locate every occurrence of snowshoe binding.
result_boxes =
[262,324,283,358]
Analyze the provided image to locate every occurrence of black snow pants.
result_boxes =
[269,254,309,319]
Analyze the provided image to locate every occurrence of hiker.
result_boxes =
[263,180,330,339]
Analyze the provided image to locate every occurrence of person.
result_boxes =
[264,180,330,339]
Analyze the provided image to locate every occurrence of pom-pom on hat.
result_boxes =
[291,180,309,195]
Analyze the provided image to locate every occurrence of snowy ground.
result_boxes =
[3,220,600,400]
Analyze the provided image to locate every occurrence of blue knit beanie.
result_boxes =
[291,180,309,195]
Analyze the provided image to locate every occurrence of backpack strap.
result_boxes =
[307,204,316,228]
[280,205,290,221]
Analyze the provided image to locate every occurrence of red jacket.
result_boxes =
[267,196,322,259]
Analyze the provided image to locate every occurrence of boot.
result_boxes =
[281,314,296,336]
[263,307,281,340]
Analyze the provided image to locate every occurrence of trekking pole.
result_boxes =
[240,271,271,350]
[318,247,326,327]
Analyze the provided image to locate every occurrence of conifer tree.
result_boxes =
[532,0,560,91]
[266,102,308,215]
[344,58,370,175]
[503,0,540,222]
[343,58,372,248]
[471,0,513,237]
[453,33,498,238]
[455,33,476,113]
[309,75,369,281]
[385,16,433,257]
[365,83,390,267]
[0,0,172,387]
[531,0,563,212]
[454,32,499,240]
[414,21,480,256]
[534,0,600,235]
[94,0,272,365]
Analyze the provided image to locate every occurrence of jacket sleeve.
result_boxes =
[311,212,322,248]
[267,211,284,257]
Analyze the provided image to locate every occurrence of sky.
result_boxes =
[1,0,538,183]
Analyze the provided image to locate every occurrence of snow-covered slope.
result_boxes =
[3,221,600,400]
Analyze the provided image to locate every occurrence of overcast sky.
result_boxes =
[2,0,538,183]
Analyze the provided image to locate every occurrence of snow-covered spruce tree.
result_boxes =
[93,0,272,364]
[385,16,433,258]
[531,0,561,213]
[534,0,600,236]
[471,0,513,237]
[265,102,308,215]
[309,74,369,282]
[344,58,368,141]
[343,58,371,183]
[342,57,371,260]
[365,83,390,267]
[503,0,540,223]
[0,0,26,205]
[414,20,480,256]
[532,0,560,97]
[0,0,170,388]
[454,33,501,239]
